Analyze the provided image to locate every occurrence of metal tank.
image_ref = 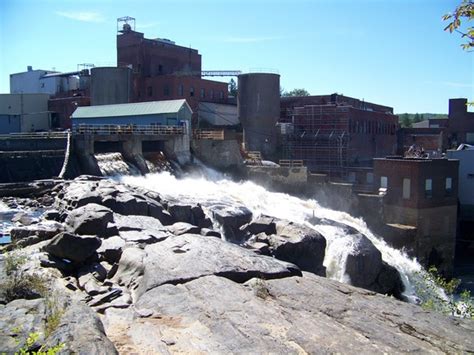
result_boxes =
[91,67,132,106]
[238,73,280,159]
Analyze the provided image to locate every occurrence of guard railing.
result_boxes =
[72,124,184,136]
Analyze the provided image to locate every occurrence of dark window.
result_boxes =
[158,64,163,74]
[164,85,170,96]
[425,179,432,198]
[219,91,224,99]
[147,86,153,97]
[178,84,184,96]
[210,89,214,99]
[445,177,452,195]
[200,88,205,99]
[190,87,195,97]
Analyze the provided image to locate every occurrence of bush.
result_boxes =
[1,251,48,303]
[416,266,473,319]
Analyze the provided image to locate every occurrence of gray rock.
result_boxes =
[113,214,164,232]
[97,236,125,263]
[136,234,301,299]
[148,202,174,225]
[10,221,64,246]
[119,230,168,244]
[102,193,149,216]
[167,203,193,224]
[345,233,405,298]
[167,222,200,236]
[66,203,114,237]
[42,209,60,221]
[111,247,146,292]
[241,215,277,235]
[44,232,101,263]
[109,274,474,354]
[270,220,326,276]
[211,204,253,230]
[200,228,221,238]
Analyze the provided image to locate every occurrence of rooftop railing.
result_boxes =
[72,124,184,136]
[0,131,68,140]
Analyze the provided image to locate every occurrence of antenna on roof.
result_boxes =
[117,16,136,34]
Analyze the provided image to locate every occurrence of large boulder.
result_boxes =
[10,221,64,247]
[0,297,117,355]
[102,273,474,354]
[344,233,404,298]
[44,232,101,263]
[135,234,301,299]
[240,215,277,236]
[65,203,114,237]
[102,193,149,216]
[210,204,253,242]
[268,220,326,276]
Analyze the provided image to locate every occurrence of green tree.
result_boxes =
[413,113,422,123]
[228,79,238,97]
[443,0,474,51]
[400,113,412,128]
[282,88,310,97]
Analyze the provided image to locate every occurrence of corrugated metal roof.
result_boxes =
[71,99,191,119]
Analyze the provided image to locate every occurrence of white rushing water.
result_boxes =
[95,153,141,177]
[120,170,435,302]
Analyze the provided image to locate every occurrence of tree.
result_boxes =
[400,113,412,128]
[282,88,310,97]
[228,79,238,97]
[443,0,474,51]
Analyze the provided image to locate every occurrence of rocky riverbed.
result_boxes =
[0,175,473,354]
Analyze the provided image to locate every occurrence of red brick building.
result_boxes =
[117,26,228,123]
[373,157,459,274]
[280,94,398,177]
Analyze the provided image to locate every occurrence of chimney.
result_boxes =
[27,66,33,72]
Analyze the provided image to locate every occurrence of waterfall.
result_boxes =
[58,129,71,179]
[95,153,141,177]
[120,170,441,303]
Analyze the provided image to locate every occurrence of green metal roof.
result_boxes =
[71,99,191,119]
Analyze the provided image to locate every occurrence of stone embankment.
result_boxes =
[0,176,473,354]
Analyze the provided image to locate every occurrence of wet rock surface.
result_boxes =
[0,175,473,353]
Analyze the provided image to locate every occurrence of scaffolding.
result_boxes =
[280,104,351,178]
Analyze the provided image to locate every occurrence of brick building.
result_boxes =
[399,98,474,155]
[116,23,228,124]
[373,157,459,274]
[280,94,398,177]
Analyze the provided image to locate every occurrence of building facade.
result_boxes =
[0,93,51,133]
[373,157,459,274]
[116,25,228,123]
[280,94,398,176]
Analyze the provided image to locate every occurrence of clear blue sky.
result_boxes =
[0,0,472,113]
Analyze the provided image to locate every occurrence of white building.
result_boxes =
[10,66,79,96]
[0,94,51,133]
[447,145,474,221]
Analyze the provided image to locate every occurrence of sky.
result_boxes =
[0,0,472,114]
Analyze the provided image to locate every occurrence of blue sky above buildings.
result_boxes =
[0,0,472,113]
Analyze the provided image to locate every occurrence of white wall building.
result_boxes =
[447,145,474,221]
[10,66,79,96]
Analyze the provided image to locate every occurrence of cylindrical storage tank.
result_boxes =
[79,73,91,91]
[91,67,132,106]
[238,73,280,159]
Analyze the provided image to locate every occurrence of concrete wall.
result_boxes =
[247,166,308,194]
[238,73,280,159]
[198,102,238,126]
[0,94,51,132]
[192,139,243,170]
[91,67,132,106]
[447,148,474,220]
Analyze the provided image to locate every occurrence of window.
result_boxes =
[163,85,170,96]
[467,132,474,144]
[200,88,205,99]
[403,178,411,199]
[348,172,356,183]
[445,177,452,194]
[190,87,195,97]
[219,91,224,99]
[147,86,153,97]
[158,64,163,74]
[366,172,374,184]
[210,89,214,99]
[425,178,433,198]
[380,176,388,189]
[41,83,45,88]
[178,84,184,96]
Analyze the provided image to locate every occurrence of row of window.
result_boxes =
[349,120,396,135]
[145,84,225,100]
[380,176,453,199]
